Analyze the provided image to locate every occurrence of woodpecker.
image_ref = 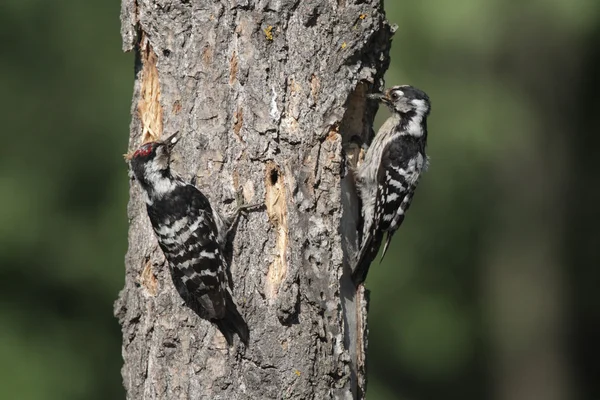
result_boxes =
[353,85,431,285]
[129,132,249,345]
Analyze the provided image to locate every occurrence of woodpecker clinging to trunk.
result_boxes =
[129,132,249,345]
[353,85,431,285]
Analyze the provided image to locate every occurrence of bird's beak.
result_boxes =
[367,92,392,105]
[164,131,180,152]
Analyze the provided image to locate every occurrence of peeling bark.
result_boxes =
[115,1,393,398]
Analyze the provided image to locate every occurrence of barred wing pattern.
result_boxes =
[353,135,425,284]
[147,184,248,344]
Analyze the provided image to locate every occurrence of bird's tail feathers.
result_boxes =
[379,231,395,263]
[352,231,383,285]
[214,293,249,346]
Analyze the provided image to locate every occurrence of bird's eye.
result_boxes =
[390,92,399,100]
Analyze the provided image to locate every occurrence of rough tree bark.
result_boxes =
[114,1,393,398]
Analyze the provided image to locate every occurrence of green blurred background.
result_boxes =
[1,1,599,399]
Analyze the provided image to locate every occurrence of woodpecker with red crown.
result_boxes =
[129,132,249,345]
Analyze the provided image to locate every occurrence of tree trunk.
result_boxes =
[115,1,393,398]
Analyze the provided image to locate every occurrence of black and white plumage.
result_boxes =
[353,85,431,285]
[129,132,249,345]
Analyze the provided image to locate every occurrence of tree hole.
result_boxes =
[270,168,279,185]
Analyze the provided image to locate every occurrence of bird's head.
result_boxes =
[369,85,431,119]
[128,132,180,189]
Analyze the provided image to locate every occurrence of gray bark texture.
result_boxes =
[114,1,393,399]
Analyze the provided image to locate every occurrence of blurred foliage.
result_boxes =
[369,1,600,400]
[0,0,131,398]
[1,0,599,399]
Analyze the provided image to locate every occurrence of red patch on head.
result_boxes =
[133,143,154,158]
